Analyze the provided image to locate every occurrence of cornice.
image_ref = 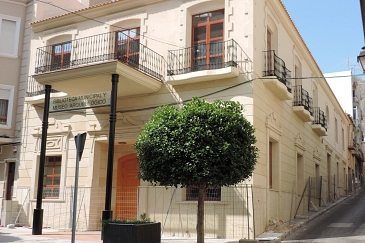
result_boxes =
[31,0,166,33]
[294,133,306,152]
[265,112,283,136]
[31,118,72,137]
[0,0,29,6]
[313,147,321,161]
[325,144,333,155]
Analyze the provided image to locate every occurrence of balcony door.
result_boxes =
[116,27,140,68]
[51,42,71,71]
[192,10,224,71]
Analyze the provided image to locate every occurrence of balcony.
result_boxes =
[262,50,292,100]
[166,39,251,85]
[26,76,65,104]
[351,143,364,161]
[292,85,314,122]
[348,133,356,149]
[32,31,164,97]
[311,107,327,136]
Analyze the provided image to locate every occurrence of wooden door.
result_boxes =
[116,154,140,220]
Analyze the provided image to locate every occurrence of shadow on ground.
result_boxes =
[0,232,22,242]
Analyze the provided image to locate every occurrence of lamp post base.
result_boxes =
[102,210,113,221]
[32,208,43,235]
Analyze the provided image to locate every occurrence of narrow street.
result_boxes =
[282,187,365,242]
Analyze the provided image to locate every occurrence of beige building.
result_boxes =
[2,0,358,239]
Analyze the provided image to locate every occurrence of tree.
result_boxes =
[135,97,258,243]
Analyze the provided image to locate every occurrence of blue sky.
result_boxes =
[281,0,364,75]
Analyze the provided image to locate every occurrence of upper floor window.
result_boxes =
[0,85,14,128]
[335,118,338,143]
[0,99,8,125]
[0,15,21,58]
[116,27,140,68]
[192,10,224,70]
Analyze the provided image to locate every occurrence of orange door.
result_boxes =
[116,154,140,220]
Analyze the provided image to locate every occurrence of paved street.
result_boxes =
[282,187,365,243]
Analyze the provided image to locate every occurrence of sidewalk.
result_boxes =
[0,227,237,243]
[0,189,358,243]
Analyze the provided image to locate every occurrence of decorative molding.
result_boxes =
[46,136,63,151]
[43,24,77,37]
[88,114,146,133]
[294,133,306,152]
[335,154,340,161]
[106,7,146,21]
[31,0,166,33]
[325,145,333,155]
[313,147,321,161]
[32,119,71,153]
[265,112,283,136]
[32,118,72,137]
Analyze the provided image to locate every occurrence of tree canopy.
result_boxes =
[135,97,258,187]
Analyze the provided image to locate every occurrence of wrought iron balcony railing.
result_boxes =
[167,39,251,76]
[263,50,292,93]
[348,132,356,149]
[312,107,327,131]
[354,143,364,161]
[293,85,313,115]
[34,31,165,82]
[26,76,60,97]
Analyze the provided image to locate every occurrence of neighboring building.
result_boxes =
[0,0,29,226]
[0,0,110,227]
[326,71,364,189]
[4,0,354,239]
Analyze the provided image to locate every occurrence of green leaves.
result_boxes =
[135,97,258,188]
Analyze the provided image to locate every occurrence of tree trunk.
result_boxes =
[197,184,205,243]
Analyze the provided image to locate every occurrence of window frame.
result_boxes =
[0,84,14,129]
[115,27,140,68]
[43,155,62,199]
[0,14,21,58]
[186,185,221,201]
[51,41,72,71]
[192,9,224,70]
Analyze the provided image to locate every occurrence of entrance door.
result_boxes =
[116,154,140,220]
[6,162,15,200]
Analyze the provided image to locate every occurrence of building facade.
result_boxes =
[2,0,356,239]
[326,71,364,189]
[0,0,30,226]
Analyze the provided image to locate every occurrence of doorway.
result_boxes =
[116,154,140,220]
[6,162,15,200]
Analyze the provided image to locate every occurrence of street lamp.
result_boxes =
[358,47,365,72]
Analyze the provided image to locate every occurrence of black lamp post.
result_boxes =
[358,47,365,72]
